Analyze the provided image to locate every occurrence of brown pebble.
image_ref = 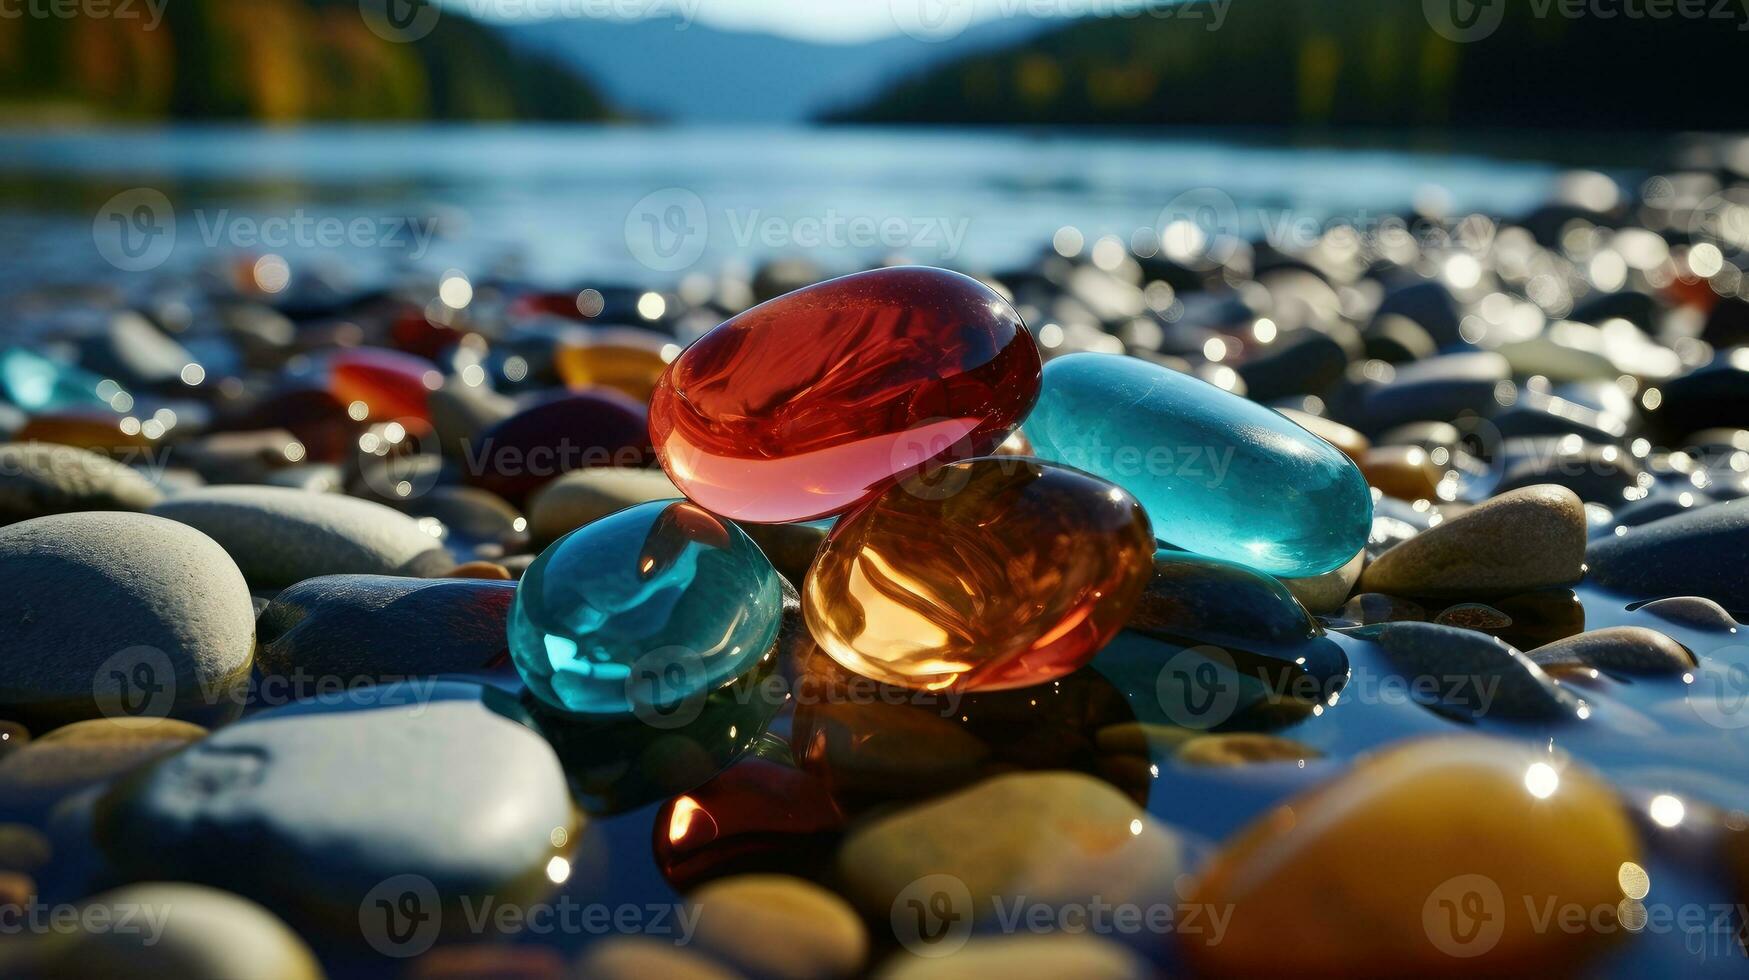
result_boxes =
[0,824,51,873]
[1639,596,1740,632]
[407,944,567,979]
[688,874,868,980]
[1279,409,1370,462]
[1177,734,1323,767]
[1359,485,1586,598]
[1529,626,1696,676]
[1360,446,1445,501]
[446,560,513,581]
[576,938,743,980]
[0,718,206,820]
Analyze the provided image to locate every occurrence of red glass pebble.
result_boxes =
[648,267,1041,523]
[330,347,440,422]
[463,391,654,506]
[653,753,845,891]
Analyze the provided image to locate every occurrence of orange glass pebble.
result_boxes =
[803,458,1154,692]
[553,328,674,405]
[649,267,1041,523]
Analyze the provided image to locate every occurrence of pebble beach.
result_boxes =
[1,132,1749,979]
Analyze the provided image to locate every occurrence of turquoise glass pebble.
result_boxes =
[0,347,109,412]
[1023,352,1372,578]
[509,498,784,716]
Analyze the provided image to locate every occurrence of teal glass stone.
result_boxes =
[0,347,109,412]
[510,498,784,716]
[1023,352,1371,578]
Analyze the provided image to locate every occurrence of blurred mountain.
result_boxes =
[505,14,1053,123]
[0,0,608,123]
[830,0,1749,130]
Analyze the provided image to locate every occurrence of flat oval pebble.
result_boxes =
[837,771,1181,919]
[805,458,1154,692]
[1587,499,1749,611]
[0,718,207,822]
[1025,352,1371,576]
[1637,596,1739,631]
[0,512,254,728]
[876,935,1147,980]
[11,882,323,980]
[1185,737,1640,978]
[1359,485,1585,598]
[575,938,741,980]
[1176,733,1322,767]
[650,267,1041,523]
[95,682,575,934]
[150,485,454,587]
[0,442,163,525]
[512,499,783,716]
[687,874,868,980]
[526,466,680,545]
[256,575,517,681]
[1364,621,1580,722]
[1528,626,1695,676]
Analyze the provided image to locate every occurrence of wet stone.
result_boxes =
[1587,498,1749,612]
[1176,733,1323,767]
[0,719,207,823]
[95,682,577,937]
[1185,737,1640,977]
[255,574,517,681]
[0,442,163,525]
[687,874,868,980]
[526,466,680,545]
[876,935,1148,980]
[654,746,845,892]
[1637,596,1740,632]
[836,772,1181,920]
[1279,546,1364,615]
[150,485,454,588]
[1358,485,1586,598]
[0,512,254,730]
[11,882,323,980]
[1433,602,1513,631]
[1361,621,1581,722]
[1528,626,1696,676]
[574,938,740,980]
[464,391,653,507]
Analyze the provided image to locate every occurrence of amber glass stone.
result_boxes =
[803,457,1154,692]
[649,267,1041,523]
[553,328,674,405]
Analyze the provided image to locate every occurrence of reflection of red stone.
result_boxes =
[649,267,1041,523]
[390,307,465,361]
[789,644,1141,813]
[653,753,844,892]
[464,392,654,507]
[331,347,440,422]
